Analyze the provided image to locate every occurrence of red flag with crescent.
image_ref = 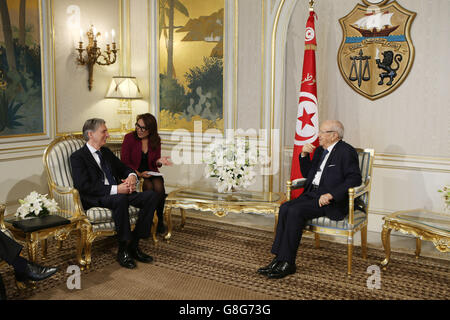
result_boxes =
[290,10,319,199]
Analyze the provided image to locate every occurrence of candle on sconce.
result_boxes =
[93,27,97,41]
[111,29,115,43]
[79,28,83,42]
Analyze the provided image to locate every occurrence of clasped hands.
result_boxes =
[118,175,137,194]
[301,143,333,207]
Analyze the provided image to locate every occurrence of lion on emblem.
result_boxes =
[375,51,402,86]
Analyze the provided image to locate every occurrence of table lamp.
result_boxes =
[105,76,142,132]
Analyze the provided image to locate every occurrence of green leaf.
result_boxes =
[174,0,189,17]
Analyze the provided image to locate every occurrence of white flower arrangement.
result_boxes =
[204,138,268,193]
[438,185,449,212]
[15,191,59,219]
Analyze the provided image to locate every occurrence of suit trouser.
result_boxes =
[98,190,161,242]
[271,192,326,264]
[0,231,22,265]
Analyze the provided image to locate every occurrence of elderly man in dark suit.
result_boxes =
[70,118,162,269]
[258,120,362,279]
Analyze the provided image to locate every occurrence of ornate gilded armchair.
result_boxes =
[43,134,157,269]
[286,148,374,275]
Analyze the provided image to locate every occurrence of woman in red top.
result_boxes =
[121,113,172,233]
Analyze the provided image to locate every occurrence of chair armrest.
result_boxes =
[347,177,371,224]
[286,178,307,201]
[49,182,84,219]
[0,203,5,229]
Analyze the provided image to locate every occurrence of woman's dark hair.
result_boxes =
[135,113,161,150]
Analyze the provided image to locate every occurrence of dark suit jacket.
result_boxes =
[299,140,362,220]
[120,132,161,172]
[70,144,134,210]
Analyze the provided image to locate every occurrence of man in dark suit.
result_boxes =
[70,118,162,269]
[1,231,58,300]
[258,120,362,279]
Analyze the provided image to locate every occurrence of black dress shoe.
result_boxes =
[14,261,58,282]
[117,249,137,269]
[257,258,279,275]
[267,261,296,279]
[129,246,154,263]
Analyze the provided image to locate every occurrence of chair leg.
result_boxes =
[151,214,158,244]
[314,233,320,249]
[85,240,93,270]
[361,225,367,260]
[347,236,353,275]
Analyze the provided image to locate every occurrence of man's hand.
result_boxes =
[117,181,132,194]
[318,193,333,207]
[120,175,137,193]
[301,143,316,157]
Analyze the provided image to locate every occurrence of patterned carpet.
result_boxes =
[1,216,449,300]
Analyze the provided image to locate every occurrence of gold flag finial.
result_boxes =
[309,0,315,11]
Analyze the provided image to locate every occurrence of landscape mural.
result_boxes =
[159,0,224,132]
[0,0,44,137]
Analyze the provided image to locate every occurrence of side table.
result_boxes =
[380,209,450,269]
[2,211,84,265]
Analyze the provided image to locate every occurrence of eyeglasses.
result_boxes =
[135,123,148,131]
[319,130,336,134]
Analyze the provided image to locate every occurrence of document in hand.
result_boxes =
[146,171,164,176]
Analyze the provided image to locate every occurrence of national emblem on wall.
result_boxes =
[337,0,416,100]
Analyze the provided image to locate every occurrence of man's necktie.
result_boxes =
[95,150,117,185]
[317,149,329,171]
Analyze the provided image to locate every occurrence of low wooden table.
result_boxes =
[381,209,450,269]
[163,188,286,240]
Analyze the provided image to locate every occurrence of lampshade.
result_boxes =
[105,76,142,99]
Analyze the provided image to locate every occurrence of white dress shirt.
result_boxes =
[86,143,137,195]
[312,141,338,186]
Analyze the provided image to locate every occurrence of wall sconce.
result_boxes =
[105,76,142,133]
[77,25,118,91]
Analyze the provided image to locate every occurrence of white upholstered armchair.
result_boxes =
[43,134,157,269]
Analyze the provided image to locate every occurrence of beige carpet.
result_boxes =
[1,216,449,300]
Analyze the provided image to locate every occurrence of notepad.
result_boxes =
[145,171,164,177]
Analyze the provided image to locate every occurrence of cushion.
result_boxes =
[85,206,139,224]
[92,215,139,233]
[11,215,70,233]
[307,210,366,230]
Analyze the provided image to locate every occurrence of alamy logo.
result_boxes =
[366,265,381,290]
[66,265,81,290]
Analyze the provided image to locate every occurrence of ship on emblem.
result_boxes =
[350,11,399,37]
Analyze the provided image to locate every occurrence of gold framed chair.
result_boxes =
[43,134,157,269]
[286,148,374,275]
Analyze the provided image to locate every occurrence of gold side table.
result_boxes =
[2,212,84,265]
[163,188,286,240]
[381,209,450,269]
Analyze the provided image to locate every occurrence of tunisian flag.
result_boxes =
[290,10,319,199]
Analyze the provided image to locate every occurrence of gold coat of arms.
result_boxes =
[337,0,416,100]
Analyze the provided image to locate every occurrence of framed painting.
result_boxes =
[0,0,45,139]
[158,0,224,132]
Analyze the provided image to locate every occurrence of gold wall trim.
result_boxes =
[268,0,286,193]
[0,0,48,140]
[373,164,450,174]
